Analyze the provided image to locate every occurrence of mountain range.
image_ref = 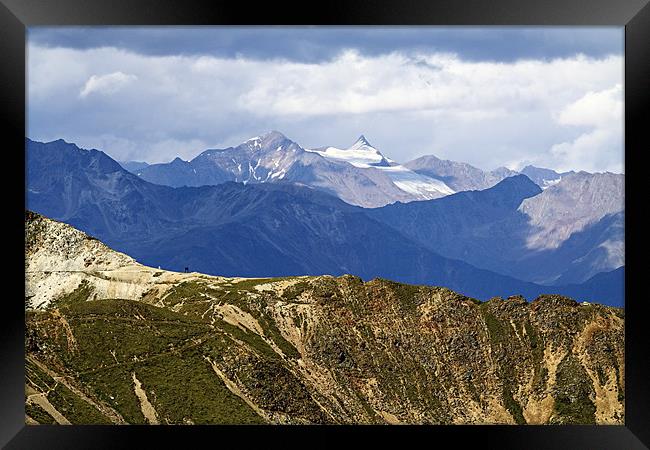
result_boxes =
[119,133,623,285]
[120,131,596,209]
[403,154,519,192]
[369,172,624,285]
[126,132,453,208]
[26,137,624,306]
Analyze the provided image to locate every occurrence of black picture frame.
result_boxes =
[2,0,649,448]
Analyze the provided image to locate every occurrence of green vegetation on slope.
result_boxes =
[552,355,597,424]
[27,299,267,424]
[25,276,624,425]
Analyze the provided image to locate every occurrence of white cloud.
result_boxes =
[28,44,623,172]
[549,128,623,173]
[557,84,622,127]
[234,51,621,119]
[79,71,138,98]
[545,84,623,172]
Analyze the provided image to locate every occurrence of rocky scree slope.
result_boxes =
[25,211,624,425]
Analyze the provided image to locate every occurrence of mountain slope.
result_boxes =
[404,154,519,191]
[118,160,149,173]
[556,267,624,307]
[518,171,624,251]
[369,173,624,286]
[520,165,573,189]
[26,138,190,240]
[368,175,543,271]
[512,211,624,286]
[25,212,625,425]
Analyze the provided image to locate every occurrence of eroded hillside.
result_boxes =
[25,211,624,425]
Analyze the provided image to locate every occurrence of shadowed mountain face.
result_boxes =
[25,212,625,425]
[27,138,186,239]
[368,173,624,286]
[368,175,539,263]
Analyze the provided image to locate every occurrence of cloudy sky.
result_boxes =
[27,27,624,173]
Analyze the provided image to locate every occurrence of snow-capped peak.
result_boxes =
[352,135,371,147]
[348,135,380,154]
[306,135,392,168]
[305,135,455,199]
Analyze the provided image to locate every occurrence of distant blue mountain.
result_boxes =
[403,154,519,191]
[520,165,573,189]
[25,138,624,306]
[368,173,624,286]
[556,267,624,307]
[119,160,149,173]
[134,155,232,187]
[124,133,623,285]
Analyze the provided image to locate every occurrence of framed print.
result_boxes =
[2,0,649,448]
